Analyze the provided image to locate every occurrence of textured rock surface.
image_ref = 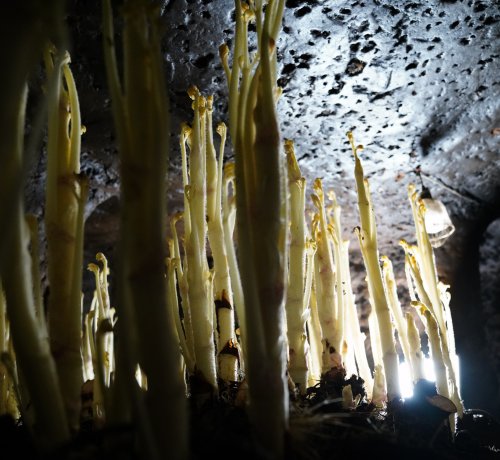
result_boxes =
[23,0,500,416]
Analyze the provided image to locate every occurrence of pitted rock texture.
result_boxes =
[24,0,500,416]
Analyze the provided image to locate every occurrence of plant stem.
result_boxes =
[407,185,463,417]
[45,48,87,432]
[311,180,341,371]
[1,84,69,450]
[206,99,238,383]
[284,140,308,393]
[184,90,218,392]
[351,132,400,401]
[381,256,413,378]
[224,1,288,456]
[103,1,188,457]
[406,312,425,382]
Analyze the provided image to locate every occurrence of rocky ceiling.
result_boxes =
[23,0,500,417]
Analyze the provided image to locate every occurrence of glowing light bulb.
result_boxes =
[398,356,460,399]
[398,357,436,399]
[398,361,414,399]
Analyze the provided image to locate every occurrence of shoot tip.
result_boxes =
[219,43,229,58]
[216,122,227,137]
[187,86,199,100]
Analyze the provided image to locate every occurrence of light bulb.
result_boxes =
[418,186,455,248]
[422,197,455,248]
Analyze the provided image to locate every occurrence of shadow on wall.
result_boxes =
[442,213,500,420]
[479,218,500,418]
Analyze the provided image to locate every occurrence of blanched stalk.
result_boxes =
[311,180,341,371]
[170,214,196,364]
[381,256,413,378]
[350,132,400,401]
[401,242,430,304]
[87,255,118,423]
[84,292,104,421]
[284,139,308,392]
[166,258,195,374]
[44,48,88,431]
[205,98,238,383]
[406,187,463,416]
[223,1,288,456]
[372,364,387,408]
[414,302,449,398]
[327,189,347,365]
[82,307,94,383]
[180,125,192,238]
[26,216,46,333]
[87,253,115,408]
[222,162,246,357]
[0,60,70,445]
[96,253,115,387]
[308,253,324,387]
[0,1,66,266]
[406,312,425,382]
[343,243,373,395]
[103,1,187,457]
[368,310,384,373]
[184,89,218,391]
[1,85,69,447]
[408,186,445,332]
[166,257,188,395]
[342,321,357,378]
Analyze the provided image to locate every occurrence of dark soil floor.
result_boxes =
[2,375,499,460]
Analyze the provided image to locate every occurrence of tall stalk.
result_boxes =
[0,0,66,263]
[205,101,238,383]
[0,83,69,451]
[311,180,341,371]
[407,185,463,417]
[44,47,88,432]
[0,2,74,448]
[284,140,308,393]
[102,1,187,458]
[222,1,288,456]
[406,312,425,382]
[340,237,373,394]
[184,89,218,392]
[350,132,400,401]
[222,162,246,358]
[381,256,412,377]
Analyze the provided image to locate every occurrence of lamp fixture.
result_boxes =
[415,168,456,248]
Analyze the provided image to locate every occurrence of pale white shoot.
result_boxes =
[205,97,238,383]
[284,139,309,393]
[350,131,400,401]
[381,256,413,381]
[405,312,425,382]
[311,180,341,372]
[222,162,246,368]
